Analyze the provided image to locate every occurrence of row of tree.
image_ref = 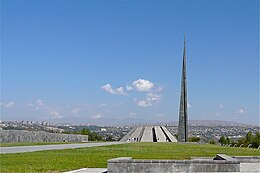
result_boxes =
[188,137,200,142]
[219,131,260,148]
[177,131,259,148]
[80,128,103,141]
[62,128,103,141]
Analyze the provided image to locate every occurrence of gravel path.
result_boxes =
[0,142,126,154]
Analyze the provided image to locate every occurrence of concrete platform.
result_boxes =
[64,162,259,173]
[65,156,260,173]
[120,126,177,142]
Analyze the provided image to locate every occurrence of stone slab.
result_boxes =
[154,126,166,142]
[161,126,177,142]
[140,126,153,142]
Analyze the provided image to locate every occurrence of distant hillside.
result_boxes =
[165,120,255,127]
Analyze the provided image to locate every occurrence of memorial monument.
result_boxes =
[178,37,188,142]
[121,38,189,143]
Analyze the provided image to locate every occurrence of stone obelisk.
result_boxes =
[178,37,188,142]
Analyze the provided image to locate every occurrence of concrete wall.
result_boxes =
[0,130,88,143]
[107,155,240,173]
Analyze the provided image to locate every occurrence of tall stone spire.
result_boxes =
[178,36,188,142]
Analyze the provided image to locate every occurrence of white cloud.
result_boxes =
[147,93,160,102]
[101,79,160,95]
[101,84,114,94]
[132,79,154,92]
[101,79,162,108]
[215,112,223,116]
[4,102,15,108]
[72,107,80,116]
[35,99,43,105]
[27,99,44,109]
[98,103,107,107]
[137,100,152,107]
[187,103,191,108]
[156,114,165,117]
[238,108,245,114]
[48,109,62,119]
[28,99,62,119]
[126,85,133,91]
[101,84,127,95]
[115,101,124,107]
[155,86,164,92]
[219,104,224,109]
[128,112,137,119]
[136,93,161,107]
[129,112,136,116]
[91,113,102,119]
[35,99,44,109]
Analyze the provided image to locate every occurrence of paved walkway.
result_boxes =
[64,168,107,173]
[0,142,125,154]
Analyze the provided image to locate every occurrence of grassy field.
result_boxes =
[0,142,84,147]
[1,142,259,173]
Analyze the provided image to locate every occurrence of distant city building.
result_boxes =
[101,128,107,132]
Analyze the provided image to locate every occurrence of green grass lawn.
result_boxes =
[0,142,84,147]
[1,142,259,173]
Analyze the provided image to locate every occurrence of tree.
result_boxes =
[219,136,228,145]
[89,132,103,141]
[81,128,90,135]
[226,137,231,144]
[237,137,246,147]
[80,128,103,141]
[246,132,253,143]
[227,131,260,149]
[106,135,115,141]
[188,137,200,142]
[209,139,216,145]
[252,132,260,148]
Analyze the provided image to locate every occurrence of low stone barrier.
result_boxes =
[107,154,240,173]
[0,130,88,143]
[232,156,260,163]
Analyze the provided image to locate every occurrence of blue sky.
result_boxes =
[1,0,259,125]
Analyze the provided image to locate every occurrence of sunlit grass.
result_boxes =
[1,142,259,173]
